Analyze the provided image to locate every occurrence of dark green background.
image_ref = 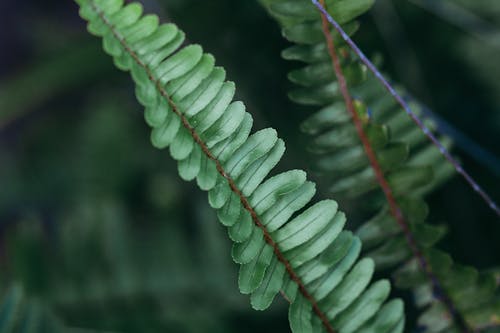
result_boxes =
[0,0,499,332]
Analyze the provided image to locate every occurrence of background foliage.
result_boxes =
[1,0,499,331]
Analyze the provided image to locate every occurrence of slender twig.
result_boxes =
[89,2,335,332]
[312,0,500,218]
[317,1,472,332]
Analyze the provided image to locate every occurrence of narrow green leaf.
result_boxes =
[328,167,377,198]
[178,144,202,181]
[282,43,329,63]
[289,294,313,333]
[301,101,351,135]
[211,113,253,162]
[142,30,185,68]
[93,0,124,15]
[239,244,274,294]
[376,143,409,172]
[113,50,133,71]
[232,227,265,264]
[365,236,411,270]
[208,176,232,209]
[130,60,151,87]
[249,170,307,215]
[103,32,123,57]
[263,181,316,232]
[289,81,339,106]
[108,3,143,29]
[310,124,357,152]
[224,128,278,179]
[394,259,425,289]
[325,0,374,24]
[274,200,338,252]
[144,97,170,128]
[281,21,360,62]
[217,192,241,227]
[322,258,375,320]
[78,2,98,21]
[169,126,194,160]
[268,1,317,20]
[282,21,323,45]
[196,155,218,191]
[150,111,181,149]
[251,257,286,310]
[228,208,253,243]
[122,14,159,44]
[190,82,235,133]
[413,223,447,248]
[356,208,400,250]
[334,280,390,333]
[133,23,179,55]
[282,277,299,303]
[357,299,405,333]
[297,231,354,284]
[388,166,434,195]
[288,61,334,87]
[156,44,203,85]
[236,139,286,197]
[136,81,158,108]
[180,67,226,117]
[313,146,365,174]
[204,101,246,148]
[87,14,109,36]
[364,123,389,150]
[417,302,453,332]
[389,318,405,333]
[286,212,346,268]
[168,54,215,102]
[310,237,362,301]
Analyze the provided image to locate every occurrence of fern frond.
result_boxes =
[75,0,406,331]
[260,0,500,331]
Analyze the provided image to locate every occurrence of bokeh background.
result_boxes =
[0,0,499,332]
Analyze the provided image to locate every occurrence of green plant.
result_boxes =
[259,0,499,331]
[73,0,409,331]
[1,0,499,332]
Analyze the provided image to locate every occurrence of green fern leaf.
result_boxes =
[261,0,500,331]
[76,0,407,331]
